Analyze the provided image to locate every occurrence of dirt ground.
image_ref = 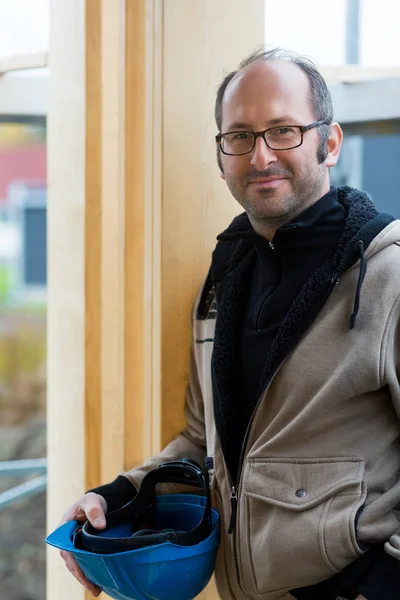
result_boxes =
[0,416,46,600]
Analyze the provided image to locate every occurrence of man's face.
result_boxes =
[219,60,331,228]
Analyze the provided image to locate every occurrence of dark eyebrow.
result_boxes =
[225,122,251,131]
[267,117,296,126]
[224,117,296,132]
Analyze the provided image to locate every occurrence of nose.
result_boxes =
[250,135,277,170]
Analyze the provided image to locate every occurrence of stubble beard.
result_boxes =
[227,167,327,229]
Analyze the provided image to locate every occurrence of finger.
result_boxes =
[66,562,101,596]
[72,565,102,596]
[58,500,86,527]
[62,551,102,595]
[60,550,80,574]
[59,493,106,529]
[82,494,107,529]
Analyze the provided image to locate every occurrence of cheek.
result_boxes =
[295,141,321,168]
[221,156,249,181]
[284,150,314,176]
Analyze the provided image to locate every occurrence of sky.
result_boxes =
[0,0,49,56]
[265,0,400,67]
[0,0,398,68]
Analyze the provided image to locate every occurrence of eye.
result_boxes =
[276,127,296,135]
[232,132,252,141]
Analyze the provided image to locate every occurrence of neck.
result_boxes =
[248,181,331,241]
[248,218,278,241]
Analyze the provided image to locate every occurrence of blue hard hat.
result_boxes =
[46,460,220,600]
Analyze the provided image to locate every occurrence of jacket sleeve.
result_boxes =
[356,295,400,598]
[89,283,208,509]
[382,294,400,563]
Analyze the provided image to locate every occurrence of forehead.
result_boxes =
[221,60,314,129]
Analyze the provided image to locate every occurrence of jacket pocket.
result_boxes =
[239,458,366,596]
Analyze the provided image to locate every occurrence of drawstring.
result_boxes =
[349,240,367,329]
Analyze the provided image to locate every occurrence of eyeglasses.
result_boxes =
[215,119,331,155]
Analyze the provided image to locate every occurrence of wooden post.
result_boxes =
[160,0,265,453]
[47,2,264,599]
[47,0,86,597]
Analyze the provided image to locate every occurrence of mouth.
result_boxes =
[248,177,287,188]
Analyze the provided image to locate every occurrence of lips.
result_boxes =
[249,176,286,184]
[248,177,287,188]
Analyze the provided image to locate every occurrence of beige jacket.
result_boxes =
[125,214,400,600]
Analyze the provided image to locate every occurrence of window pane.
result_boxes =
[265,0,347,66]
[360,1,400,67]
[24,204,47,286]
[0,0,49,56]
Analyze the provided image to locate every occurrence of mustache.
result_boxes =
[245,168,291,180]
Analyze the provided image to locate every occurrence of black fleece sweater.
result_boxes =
[233,187,345,478]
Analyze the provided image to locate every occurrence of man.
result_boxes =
[59,48,400,600]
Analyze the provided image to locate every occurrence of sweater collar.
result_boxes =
[254,187,345,259]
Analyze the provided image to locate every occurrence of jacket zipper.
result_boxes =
[256,241,276,330]
[222,311,325,600]
[256,298,268,331]
[227,277,340,534]
[228,486,238,533]
[227,358,284,533]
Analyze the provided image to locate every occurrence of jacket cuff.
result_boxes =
[357,553,400,600]
[87,475,136,513]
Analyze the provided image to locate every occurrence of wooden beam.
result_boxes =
[160,2,264,598]
[161,0,265,451]
[124,0,151,468]
[0,51,48,74]
[100,0,126,485]
[84,0,102,494]
[47,0,86,598]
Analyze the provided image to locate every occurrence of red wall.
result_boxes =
[0,144,46,201]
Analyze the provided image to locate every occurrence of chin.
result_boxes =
[246,198,294,222]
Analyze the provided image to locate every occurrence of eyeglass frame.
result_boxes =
[215,119,331,155]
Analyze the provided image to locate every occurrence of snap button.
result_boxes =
[295,488,308,498]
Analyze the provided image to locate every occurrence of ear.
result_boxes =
[325,122,343,168]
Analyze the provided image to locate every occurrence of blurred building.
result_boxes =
[331,134,400,218]
[0,124,46,305]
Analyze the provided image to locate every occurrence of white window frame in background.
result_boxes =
[0,52,48,119]
[0,52,47,74]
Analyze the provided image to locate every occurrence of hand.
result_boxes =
[355,595,368,600]
[58,492,108,597]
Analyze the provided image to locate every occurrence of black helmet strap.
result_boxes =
[77,459,212,554]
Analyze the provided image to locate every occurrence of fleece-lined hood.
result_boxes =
[210,186,394,330]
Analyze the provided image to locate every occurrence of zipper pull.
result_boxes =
[205,456,214,488]
[228,486,238,534]
[331,274,340,286]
